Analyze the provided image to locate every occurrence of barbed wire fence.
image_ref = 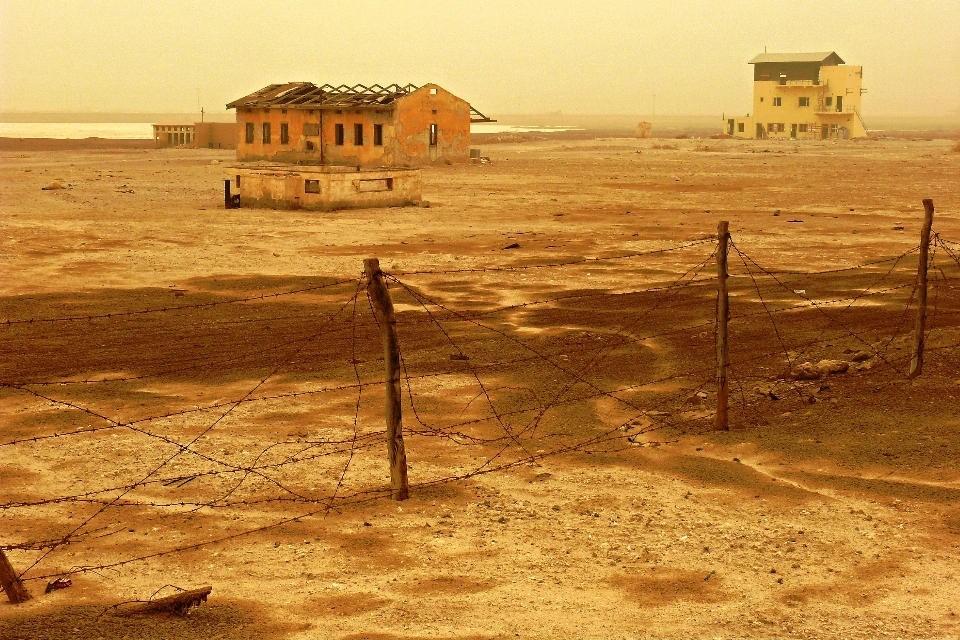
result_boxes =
[1,200,957,604]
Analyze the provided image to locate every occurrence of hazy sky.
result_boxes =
[2,0,958,117]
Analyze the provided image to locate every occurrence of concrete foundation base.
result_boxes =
[230,164,422,211]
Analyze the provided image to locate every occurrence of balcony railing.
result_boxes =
[778,79,821,87]
[815,107,857,115]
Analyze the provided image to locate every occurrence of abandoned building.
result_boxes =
[225,82,493,166]
[153,124,194,148]
[152,122,238,149]
[725,52,867,140]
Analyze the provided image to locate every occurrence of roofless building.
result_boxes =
[226,82,493,166]
[725,52,867,140]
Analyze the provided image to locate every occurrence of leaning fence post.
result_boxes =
[715,221,730,431]
[0,548,31,604]
[908,199,935,379]
[364,258,410,501]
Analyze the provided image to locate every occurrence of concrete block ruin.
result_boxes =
[230,165,422,212]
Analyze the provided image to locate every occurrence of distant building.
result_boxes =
[225,82,493,166]
[152,122,238,149]
[153,124,194,148]
[725,52,867,140]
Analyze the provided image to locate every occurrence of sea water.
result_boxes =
[0,122,581,139]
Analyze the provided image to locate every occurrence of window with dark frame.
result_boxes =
[825,96,833,107]
[262,122,271,144]
[304,179,320,194]
[373,124,383,146]
[799,97,810,107]
[738,123,745,133]
[280,123,289,145]
[335,124,344,145]
[429,123,438,146]
[354,123,364,145]
[772,97,782,107]
[245,122,255,144]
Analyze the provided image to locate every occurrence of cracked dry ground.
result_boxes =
[1,136,959,639]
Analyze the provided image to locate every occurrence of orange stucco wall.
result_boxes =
[393,85,471,165]
[234,84,470,166]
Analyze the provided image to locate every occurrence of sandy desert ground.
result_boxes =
[1,135,960,639]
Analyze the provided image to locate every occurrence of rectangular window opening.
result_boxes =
[772,97,782,107]
[280,122,289,145]
[335,124,344,145]
[304,179,320,194]
[245,122,255,144]
[738,122,745,133]
[358,178,394,192]
[799,97,810,107]
[373,124,383,146]
[429,123,438,146]
[262,122,271,144]
[825,96,833,107]
[354,123,364,146]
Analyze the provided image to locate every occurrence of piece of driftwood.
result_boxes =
[125,586,212,615]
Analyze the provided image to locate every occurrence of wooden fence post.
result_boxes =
[715,221,730,431]
[908,199,935,379]
[364,258,409,501]
[0,548,31,604]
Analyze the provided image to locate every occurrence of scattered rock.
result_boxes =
[817,359,849,374]
[790,359,850,380]
[753,385,779,400]
[41,181,64,190]
[503,243,520,250]
[851,350,872,362]
[790,362,822,380]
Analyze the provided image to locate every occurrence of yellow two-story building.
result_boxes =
[726,52,867,140]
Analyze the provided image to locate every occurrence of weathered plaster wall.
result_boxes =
[393,85,470,165]
[194,123,238,149]
[236,167,421,211]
